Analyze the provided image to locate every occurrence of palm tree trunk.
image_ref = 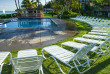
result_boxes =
[18,0,21,16]
[15,0,19,10]
[18,0,21,10]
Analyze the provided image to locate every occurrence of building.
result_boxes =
[20,8,44,18]
[79,0,89,9]
[94,6,110,17]
[43,8,53,13]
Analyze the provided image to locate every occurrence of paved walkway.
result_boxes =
[0,18,78,51]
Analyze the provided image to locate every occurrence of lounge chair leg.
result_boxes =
[39,68,41,74]
[73,60,90,73]
[9,53,12,65]
[47,60,55,68]
[40,66,43,74]
[0,63,5,74]
[14,71,18,74]
[68,68,73,74]
[42,49,46,59]
[51,56,65,74]
[86,56,91,67]
[0,64,3,74]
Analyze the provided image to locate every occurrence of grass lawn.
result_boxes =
[2,19,110,74]
[44,13,57,17]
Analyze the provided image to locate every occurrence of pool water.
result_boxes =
[0,18,56,28]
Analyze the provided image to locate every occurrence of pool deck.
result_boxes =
[0,18,78,51]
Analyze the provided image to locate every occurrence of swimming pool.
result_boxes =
[0,18,57,28]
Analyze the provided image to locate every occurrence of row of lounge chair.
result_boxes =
[0,16,110,74]
[42,16,110,73]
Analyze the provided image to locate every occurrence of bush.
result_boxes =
[57,11,81,19]
[48,12,57,15]
[12,13,17,17]
[6,14,11,18]
[65,21,77,30]
[61,15,71,19]
[63,10,70,15]
[0,13,17,18]
[0,14,6,18]
[70,12,80,17]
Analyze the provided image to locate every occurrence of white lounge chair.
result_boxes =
[88,32,110,36]
[11,49,43,74]
[0,52,12,74]
[61,37,110,54]
[91,30,109,33]
[82,34,108,40]
[42,44,95,74]
[73,37,105,45]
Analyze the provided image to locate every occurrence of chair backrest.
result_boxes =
[105,21,110,26]
[69,44,95,62]
[99,37,110,49]
[96,19,101,23]
[103,37,110,44]
[11,55,43,73]
[102,20,108,24]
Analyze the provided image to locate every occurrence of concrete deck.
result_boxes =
[0,18,78,51]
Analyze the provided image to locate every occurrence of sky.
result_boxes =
[0,0,51,11]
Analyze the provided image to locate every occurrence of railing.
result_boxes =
[21,13,44,18]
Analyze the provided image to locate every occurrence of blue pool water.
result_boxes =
[0,18,56,28]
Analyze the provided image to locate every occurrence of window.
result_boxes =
[34,11,36,13]
[79,0,82,2]
[86,0,88,2]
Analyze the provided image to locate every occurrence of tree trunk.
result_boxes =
[79,0,80,14]
[15,0,19,10]
[18,0,21,10]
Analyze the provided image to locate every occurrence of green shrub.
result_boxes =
[6,14,11,18]
[58,11,81,19]
[0,14,6,18]
[0,13,17,18]
[63,10,70,15]
[65,20,77,30]
[12,13,17,17]
[70,12,80,17]
[48,12,57,15]
[61,14,71,19]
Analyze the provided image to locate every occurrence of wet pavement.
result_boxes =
[0,18,78,51]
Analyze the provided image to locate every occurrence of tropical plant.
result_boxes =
[21,0,40,8]
[51,0,80,15]
[14,0,21,15]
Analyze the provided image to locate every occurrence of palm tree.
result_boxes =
[36,0,40,6]
[18,0,21,10]
[14,0,21,15]
[15,0,19,10]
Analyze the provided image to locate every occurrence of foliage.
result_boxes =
[70,12,81,17]
[64,20,77,30]
[0,13,17,18]
[48,12,57,15]
[90,0,110,6]
[44,13,57,17]
[37,3,43,9]
[58,10,81,19]
[51,0,80,14]
[44,1,52,8]
[84,4,94,16]
[21,0,40,8]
